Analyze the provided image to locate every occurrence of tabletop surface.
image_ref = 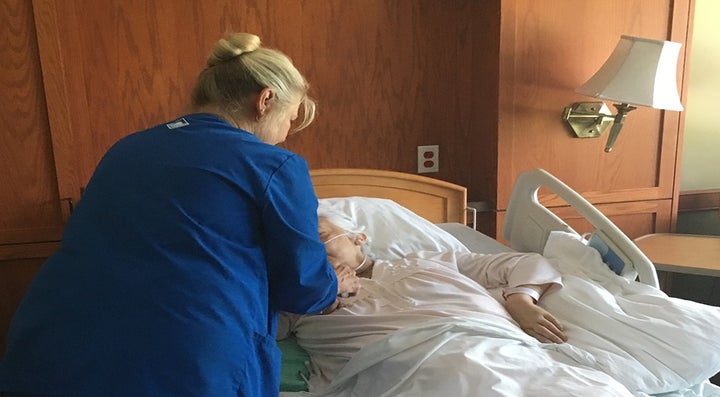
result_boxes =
[634,233,720,276]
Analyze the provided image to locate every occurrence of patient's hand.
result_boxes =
[319,266,361,315]
[335,265,361,298]
[504,294,567,344]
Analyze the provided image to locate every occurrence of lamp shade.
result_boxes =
[576,35,683,111]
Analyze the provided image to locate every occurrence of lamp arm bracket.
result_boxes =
[604,103,637,152]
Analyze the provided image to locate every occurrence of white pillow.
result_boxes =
[318,197,469,260]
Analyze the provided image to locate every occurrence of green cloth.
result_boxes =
[278,338,311,392]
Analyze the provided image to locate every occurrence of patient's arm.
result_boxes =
[447,251,565,342]
[451,251,562,291]
[504,289,567,344]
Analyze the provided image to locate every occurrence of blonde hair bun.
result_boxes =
[191,32,317,132]
[207,33,261,67]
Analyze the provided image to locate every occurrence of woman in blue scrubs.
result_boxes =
[0,32,360,397]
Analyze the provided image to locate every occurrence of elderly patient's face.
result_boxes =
[318,217,363,270]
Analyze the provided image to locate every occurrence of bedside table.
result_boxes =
[634,233,720,276]
[634,233,720,291]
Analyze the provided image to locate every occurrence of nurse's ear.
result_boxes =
[254,88,275,120]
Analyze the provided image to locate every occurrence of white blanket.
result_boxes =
[542,231,720,394]
[304,232,720,396]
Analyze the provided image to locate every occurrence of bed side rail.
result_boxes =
[502,168,659,288]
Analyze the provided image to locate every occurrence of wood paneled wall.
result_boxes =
[497,0,690,207]
[493,0,692,237]
[33,0,501,210]
[0,0,63,243]
[22,0,693,219]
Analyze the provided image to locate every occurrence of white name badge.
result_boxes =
[166,118,189,129]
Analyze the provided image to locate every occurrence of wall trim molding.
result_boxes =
[679,189,720,211]
[0,242,60,261]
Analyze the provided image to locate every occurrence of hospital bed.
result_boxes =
[277,168,720,396]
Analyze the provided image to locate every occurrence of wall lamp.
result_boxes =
[562,35,684,152]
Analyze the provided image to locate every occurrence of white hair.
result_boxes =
[317,206,375,259]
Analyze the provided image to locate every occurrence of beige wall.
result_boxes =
[673,0,720,306]
[680,0,720,191]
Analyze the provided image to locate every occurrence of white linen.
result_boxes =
[541,231,720,393]
[292,234,720,397]
[316,317,639,397]
[317,198,469,260]
[292,250,562,389]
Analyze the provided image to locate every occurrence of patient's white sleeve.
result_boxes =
[408,251,562,292]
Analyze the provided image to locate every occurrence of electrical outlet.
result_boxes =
[417,145,439,173]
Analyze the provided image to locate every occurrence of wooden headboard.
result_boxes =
[310,168,467,224]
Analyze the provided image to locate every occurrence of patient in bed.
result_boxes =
[287,209,570,386]
[316,208,568,342]
[285,207,720,397]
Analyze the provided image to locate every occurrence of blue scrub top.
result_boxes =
[0,114,338,396]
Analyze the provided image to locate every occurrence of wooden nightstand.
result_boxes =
[634,233,720,276]
[634,233,720,291]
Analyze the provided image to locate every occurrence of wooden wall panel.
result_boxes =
[33,0,501,206]
[0,254,50,357]
[0,0,63,244]
[497,0,691,210]
[286,1,501,205]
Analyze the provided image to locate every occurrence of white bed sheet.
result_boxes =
[441,225,720,395]
[284,227,720,397]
